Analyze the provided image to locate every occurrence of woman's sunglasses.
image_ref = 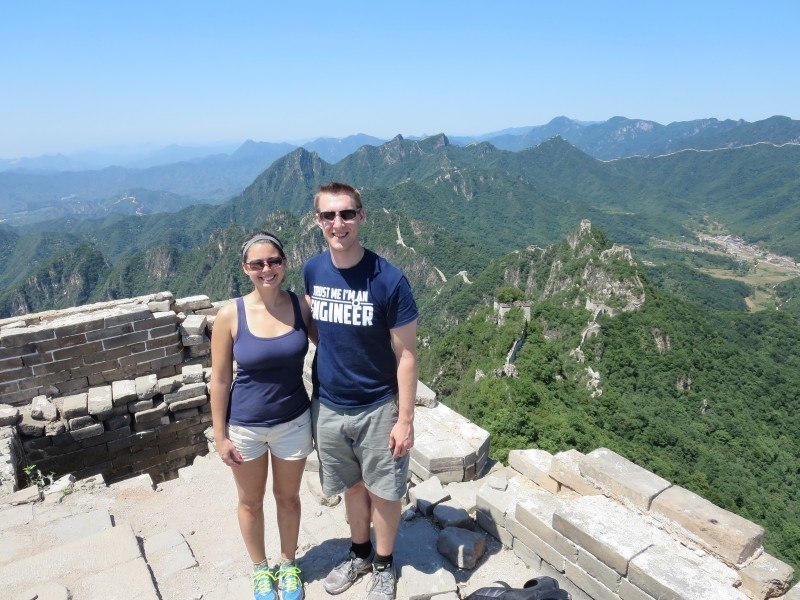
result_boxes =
[245,257,284,271]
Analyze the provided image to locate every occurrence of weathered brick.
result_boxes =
[1,326,56,347]
[581,448,670,511]
[0,356,23,371]
[87,386,114,420]
[32,357,83,375]
[21,352,51,367]
[51,341,104,361]
[51,317,105,337]
[104,413,132,431]
[55,376,89,395]
[85,323,134,342]
[564,561,618,600]
[149,352,185,371]
[118,347,168,368]
[111,380,137,406]
[168,396,207,412]
[163,382,207,405]
[133,312,178,331]
[101,330,150,350]
[145,333,181,351]
[650,486,764,565]
[103,307,153,328]
[61,393,89,419]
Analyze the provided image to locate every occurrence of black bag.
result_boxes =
[465,576,571,600]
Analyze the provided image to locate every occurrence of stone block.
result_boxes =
[509,448,561,493]
[737,552,794,599]
[617,579,656,600]
[576,548,622,592]
[169,395,208,412]
[507,516,569,572]
[163,382,207,405]
[413,402,489,483]
[580,447,671,510]
[135,374,158,399]
[433,499,475,530]
[415,380,437,407]
[564,561,618,600]
[515,488,576,552]
[44,420,66,436]
[70,423,104,440]
[111,380,137,406]
[157,374,183,394]
[128,398,154,413]
[18,412,45,437]
[550,449,602,496]
[148,299,171,312]
[437,526,486,569]
[180,314,207,336]
[409,476,450,516]
[104,413,131,430]
[650,485,764,565]
[512,537,542,570]
[396,564,457,600]
[174,295,212,312]
[134,402,168,426]
[60,392,88,419]
[443,478,483,514]
[52,508,113,543]
[628,544,749,600]
[553,494,665,576]
[181,363,204,384]
[30,396,58,421]
[87,386,114,420]
[0,404,20,426]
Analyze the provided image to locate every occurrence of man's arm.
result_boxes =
[389,319,417,458]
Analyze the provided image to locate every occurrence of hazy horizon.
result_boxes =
[2,1,798,157]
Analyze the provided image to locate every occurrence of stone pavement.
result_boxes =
[0,447,588,600]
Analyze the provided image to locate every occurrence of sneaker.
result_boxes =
[278,563,304,600]
[366,564,397,600]
[323,550,374,594]
[252,566,278,600]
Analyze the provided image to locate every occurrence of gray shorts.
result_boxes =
[311,397,409,501]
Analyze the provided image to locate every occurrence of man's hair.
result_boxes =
[314,182,362,211]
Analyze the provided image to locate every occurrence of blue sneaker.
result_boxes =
[252,566,278,600]
[278,563,304,600]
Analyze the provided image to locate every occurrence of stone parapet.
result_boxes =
[411,402,490,483]
[579,447,670,510]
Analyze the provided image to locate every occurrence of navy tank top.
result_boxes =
[228,292,310,427]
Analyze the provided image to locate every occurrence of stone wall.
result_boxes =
[0,292,225,486]
[470,447,795,600]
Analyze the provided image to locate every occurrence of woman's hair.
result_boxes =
[240,231,286,261]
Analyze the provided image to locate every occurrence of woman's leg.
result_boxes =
[270,455,306,560]
[231,451,270,562]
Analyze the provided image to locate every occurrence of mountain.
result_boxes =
[418,222,800,572]
[475,115,800,159]
[3,131,800,318]
[0,154,89,173]
[301,134,386,163]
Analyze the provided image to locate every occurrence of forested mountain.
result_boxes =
[418,222,800,572]
[2,132,799,317]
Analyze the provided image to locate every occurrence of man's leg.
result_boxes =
[368,491,401,556]
[344,480,372,544]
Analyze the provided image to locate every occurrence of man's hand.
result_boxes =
[388,419,414,458]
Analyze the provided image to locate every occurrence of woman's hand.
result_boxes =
[216,437,244,467]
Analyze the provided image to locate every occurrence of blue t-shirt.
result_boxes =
[303,249,418,409]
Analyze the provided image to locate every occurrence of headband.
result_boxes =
[241,234,283,260]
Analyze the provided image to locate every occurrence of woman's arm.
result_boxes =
[209,303,242,466]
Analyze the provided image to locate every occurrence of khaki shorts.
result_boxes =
[227,409,314,461]
[311,397,409,501]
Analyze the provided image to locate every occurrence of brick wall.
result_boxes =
[0,292,226,486]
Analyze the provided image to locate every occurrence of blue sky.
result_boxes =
[2,1,798,157]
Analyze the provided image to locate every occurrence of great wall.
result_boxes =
[0,292,797,599]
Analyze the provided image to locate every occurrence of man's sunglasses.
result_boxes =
[317,209,361,222]
[245,257,284,271]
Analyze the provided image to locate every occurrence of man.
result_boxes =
[303,182,418,600]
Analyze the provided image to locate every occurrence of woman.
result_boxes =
[210,231,313,600]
